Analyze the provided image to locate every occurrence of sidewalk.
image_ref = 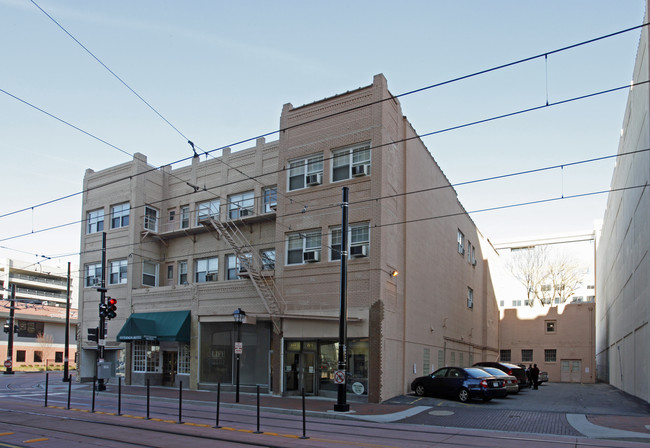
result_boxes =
[104,381,650,442]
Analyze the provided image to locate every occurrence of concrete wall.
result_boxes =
[596,5,650,403]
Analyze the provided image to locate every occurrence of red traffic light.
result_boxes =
[107,297,117,319]
[108,298,117,306]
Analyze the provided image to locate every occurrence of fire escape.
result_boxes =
[200,216,284,333]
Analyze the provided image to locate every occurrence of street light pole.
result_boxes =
[233,308,246,403]
[4,284,16,375]
[334,187,350,412]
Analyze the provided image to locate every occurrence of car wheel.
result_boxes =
[414,384,425,397]
[458,388,469,402]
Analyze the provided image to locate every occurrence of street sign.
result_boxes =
[334,370,346,384]
[234,342,243,354]
[4,359,12,369]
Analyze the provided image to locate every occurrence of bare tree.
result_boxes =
[36,332,55,370]
[508,246,587,307]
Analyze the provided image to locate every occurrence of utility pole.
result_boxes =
[63,262,71,382]
[4,284,16,375]
[334,187,350,412]
[96,232,107,391]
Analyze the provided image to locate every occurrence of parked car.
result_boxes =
[479,366,519,394]
[411,367,507,402]
[473,361,528,390]
[538,371,549,384]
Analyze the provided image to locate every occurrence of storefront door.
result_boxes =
[162,351,177,386]
[284,346,316,395]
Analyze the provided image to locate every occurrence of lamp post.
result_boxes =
[232,308,246,403]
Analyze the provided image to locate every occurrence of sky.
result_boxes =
[0,0,646,277]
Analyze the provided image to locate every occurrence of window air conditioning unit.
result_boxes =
[239,208,251,217]
[350,244,368,258]
[303,250,321,263]
[205,273,217,282]
[306,173,322,186]
[269,204,277,211]
[352,164,370,177]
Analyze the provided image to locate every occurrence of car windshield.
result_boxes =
[482,367,505,376]
[465,368,491,378]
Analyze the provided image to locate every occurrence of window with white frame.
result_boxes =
[85,263,102,287]
[287,230,321,264]
[332,143,371,182]
[178,260,188,284]
[457,230,465,255]
[109,259,128,285]
[228,192,254,219]
[467,287,474,309]
[288,154,323,191]
[330,223,370,261]
[111,203,130,229]
[178,344,190,374]
[467,241,476,265]
[144,206,159,232]
[545,349,557,362]
[226,254,251,280]
[195,257,218,282]
[197,200,220,223]
[263,187,277,213]
[87,209,104,234]
[180,205,190,229]
[133,341,160,372]
[261,249,275,270]
[142,261,158,287]
[512,299,522,307]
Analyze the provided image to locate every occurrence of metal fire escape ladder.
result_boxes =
[200,217,284,331]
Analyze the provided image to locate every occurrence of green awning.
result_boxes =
[116,310,190,342]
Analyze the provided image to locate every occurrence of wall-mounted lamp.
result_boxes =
[390,270,399,277]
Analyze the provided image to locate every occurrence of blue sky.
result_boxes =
[0,0,645,270]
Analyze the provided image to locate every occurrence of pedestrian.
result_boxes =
[526,364,532,388]
[531,364,540,390]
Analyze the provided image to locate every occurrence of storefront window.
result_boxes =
[316,339,369,396]
[199,322,270,386]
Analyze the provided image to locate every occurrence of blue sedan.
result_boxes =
[411,367,507,402]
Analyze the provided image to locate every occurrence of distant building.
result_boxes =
[596,4,650,403]
[78,74,501,402]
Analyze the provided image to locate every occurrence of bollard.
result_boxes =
[44,373,49,407]
[91,376,96,413]
[177,381,183,424]
[67,374,72,409]
[214,382,221,428]
[254,385,262,434]
[300,387,309,439]
[146,379,150,420]
[117,376,122,416]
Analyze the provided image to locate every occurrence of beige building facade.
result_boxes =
[596,3,650,404]
[78,74,500,402]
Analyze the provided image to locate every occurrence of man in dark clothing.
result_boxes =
[526,364,532,388]
[531,364,540,390]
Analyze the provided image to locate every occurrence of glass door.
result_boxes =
[283,344,317,395]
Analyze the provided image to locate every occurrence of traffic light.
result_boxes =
[99,303,108,318]
[106,298,117,320]
[88,327,99,342]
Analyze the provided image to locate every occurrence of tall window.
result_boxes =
[330,223,370,260]
[228,192,254,219]
[197,200,220,223]
[87,209,104,234]
[332,143,371,181]
[109,259,128,285]
[85,263,102,287]
[288,154,323,191]
[457,230,465,255]
[226,254,252,280]
[133,341,160,372]
[287,230,321,264]
[261,249,275,270]
[178,344,190,374]
[263,187,277,213]
[144,206,158,232]
[544,349,557,362]
[142,261,158,287]
[521,349,533,362]
[467,287,474,309]
[111,202,130,229]
[500,349,511,362]
[178,261,188,284]
[195,257,218,282]
[180,205,190,229]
